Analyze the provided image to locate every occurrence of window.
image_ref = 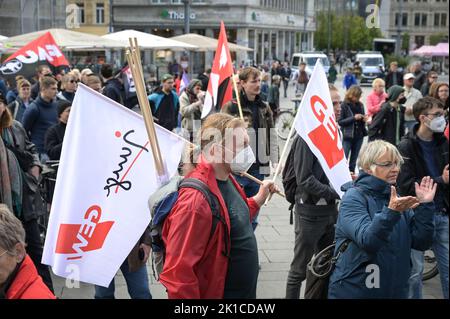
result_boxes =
[441,13,448,26]
[415,13,427,26]
[395,13,408,26]
[77,3,85,24]
[415,35,425,47]
[96,3,105,24]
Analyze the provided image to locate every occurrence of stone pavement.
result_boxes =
[52,73,445,299]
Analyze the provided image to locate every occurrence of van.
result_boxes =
[291,52,330,79]
[355,51,385,84]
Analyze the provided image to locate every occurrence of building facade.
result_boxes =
[380,0,449,50]
[0,0,67,37]
[66,0,111,35]
[111,0,316,68]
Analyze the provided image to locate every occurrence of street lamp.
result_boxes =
[182,0,191,34]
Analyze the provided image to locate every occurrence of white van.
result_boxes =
[355,51,385,84]
[291,52,330,79]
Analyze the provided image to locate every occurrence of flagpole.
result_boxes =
[126,38,167,182]
[231,74,244,121]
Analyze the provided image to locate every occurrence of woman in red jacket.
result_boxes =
[366,78,388,119]
[0,204,55,299]
[160,113,278,299]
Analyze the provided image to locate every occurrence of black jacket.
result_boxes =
[197,73,209,91]
[103,78,124,105]
[368,102,405,145]
[292,135,340,210]
[338,101,368,140]
[385,71,404,89]
[44,122,66,161]
[397,125,449,213]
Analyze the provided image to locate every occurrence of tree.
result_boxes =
[430,32,448,45]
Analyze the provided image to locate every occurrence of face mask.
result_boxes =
[398,97,407,104]
[426,116,447,133]
[228,146,256,174]
[181,62,188,69]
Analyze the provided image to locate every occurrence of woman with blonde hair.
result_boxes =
[328,140,436,298]
[366,78,388,118]
[56,73,78,103]
[338,85,368,173]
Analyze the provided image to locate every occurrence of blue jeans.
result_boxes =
[408,213,449,299]
[342,137,364,173]
[234,168,264,231]
[94,260,152,299]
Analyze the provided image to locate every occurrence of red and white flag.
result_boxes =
[201,21,234,119]
[42,84,186,287]
[293,60,351,197]
[0,32,68,80]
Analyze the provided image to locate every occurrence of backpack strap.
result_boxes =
[178,178,226,244]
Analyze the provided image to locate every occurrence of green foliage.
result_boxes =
[385,54,411,68]
[429,33,448,45]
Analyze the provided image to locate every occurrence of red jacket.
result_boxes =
[445,124,449,140]
[6,255,56,299]
[159,158,260,299]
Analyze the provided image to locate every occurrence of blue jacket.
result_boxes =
[328,173,435,299]
[343,74,357,90]
[148,88,180,132]
[22,96,58,154]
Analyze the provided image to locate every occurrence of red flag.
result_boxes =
[201,21,234,118]
[0,32,68,81]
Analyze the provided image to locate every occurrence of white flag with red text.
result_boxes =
[294,60,351,198]
[42,84,186,287]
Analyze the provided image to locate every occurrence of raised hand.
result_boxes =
[388,186,420,212]
[415,176,437,204]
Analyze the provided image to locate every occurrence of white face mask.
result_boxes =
[227,145,256,174]
[426,116,447,133]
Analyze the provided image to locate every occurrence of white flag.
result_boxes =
[42,84,186,287]
[294,60,351,198]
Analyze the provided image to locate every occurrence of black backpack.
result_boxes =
[282,135,300,225]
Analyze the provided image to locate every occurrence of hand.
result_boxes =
[415,176,437,204]
[197,91,205,102]
[388,186,420,212]
[139,243,151,264]
[442,164,449,184]
[354,114,364,121]
[29,166,40,180]
[254,181,279,206]
[350,172,358,181]
[362,115,370,123]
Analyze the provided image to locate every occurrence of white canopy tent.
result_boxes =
[170,33,253,52]
[102,30,197,51]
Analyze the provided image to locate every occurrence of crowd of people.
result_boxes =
[0,55,448,300]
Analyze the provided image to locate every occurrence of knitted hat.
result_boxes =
[57,99,71,117]
[387,85,405,102]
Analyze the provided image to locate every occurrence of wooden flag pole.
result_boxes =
[126,39,166,180]
[231,74,244,121]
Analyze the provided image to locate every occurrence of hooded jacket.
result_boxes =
[328,173,435,299]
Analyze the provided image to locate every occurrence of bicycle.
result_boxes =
[274,94,302,140]
[37,160,59,242]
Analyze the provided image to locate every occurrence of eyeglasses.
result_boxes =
[69,80,79,84]
[374,162,400,169]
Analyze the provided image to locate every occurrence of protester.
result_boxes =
[280,62,292,98]
[368,85,406,145]
[56,73,77,103]
[296,62,309,95]
[85,74,103,93]
[179,79,204,141]
[429,82,449,111]
[0,94,54,292]
[385,61,404,89]
[7,78,32,124]
[366,78,388,118]
[222,67,279,230]
[353,61,362,82]
[101,64,124,105]
[80,68,94,85]
[338,85,368,173]
[376,64,386,80]
[328,140,436,298]
[148,74,180,132]
[5,76,22,105]
[403,73,423,133]
[328,62,338,84]
[397,97,449,300]
[0,205,55,299]
[285,84,343,299]
[44,100,71,161]
[343,68,357,90]
[22,76,58,162]
[30,65,52,100]
[159,113,278,299]
[410,62,427,90]
[268,75,281,118]
[329,84,342,121]
[421,71,439,97]
[197,69,211,91]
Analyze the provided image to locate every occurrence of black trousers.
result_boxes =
[285,204,337,299]
[22,218,54,293]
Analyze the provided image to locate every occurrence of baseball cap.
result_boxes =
[161,74,174,82]
[403,73,415,80]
